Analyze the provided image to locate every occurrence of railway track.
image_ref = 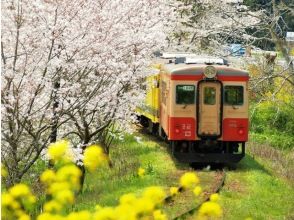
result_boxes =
[161,170,226,219]
[136,125,227,219]
[170,169,226,220]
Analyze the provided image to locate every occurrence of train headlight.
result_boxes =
[238,128,244,135]
[204,66,217,78]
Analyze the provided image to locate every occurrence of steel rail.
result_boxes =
[171,169,226,220]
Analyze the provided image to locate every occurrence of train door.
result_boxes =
[198,81,222,137]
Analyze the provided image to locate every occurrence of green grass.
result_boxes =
[250,132,294,150]
[72,133,219,217]
[14,130,294,219]
[74,134,294,219]
[220,154,294,220]
[73,133,188,211]
[249,100,294,151]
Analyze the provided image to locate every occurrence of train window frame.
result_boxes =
[204,87,216,105]
[224,85,244,106]
[176,85,195,105]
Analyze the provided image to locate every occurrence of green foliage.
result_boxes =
[250,102,294,149]
[250,132,294,150]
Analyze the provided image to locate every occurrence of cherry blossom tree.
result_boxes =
[168,0,262,54]
[1,0,172,187]
[245,0,294,111]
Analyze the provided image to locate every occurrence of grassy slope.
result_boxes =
[74,132,217,218]
[220,152,294,220]
[75,133,294,219]
[74,133,188,211]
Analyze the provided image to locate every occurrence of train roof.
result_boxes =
[153,52,248,77]
[162,63,249,77]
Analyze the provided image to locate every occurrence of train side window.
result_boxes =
[161,81,167,105]
[224,86,244,105]
[204,87,216,105]
[176,85,195,104]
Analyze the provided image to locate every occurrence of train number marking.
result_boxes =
[184,131,191,137]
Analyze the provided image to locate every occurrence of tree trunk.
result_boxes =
[48,78,60,168]
[78,138,90,192]
[78,164,86,192]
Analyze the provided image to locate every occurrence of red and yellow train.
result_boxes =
[137,53,249,163]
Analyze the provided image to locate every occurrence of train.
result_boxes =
[136,53,249,164]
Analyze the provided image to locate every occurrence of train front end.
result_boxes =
[160,57,249,163]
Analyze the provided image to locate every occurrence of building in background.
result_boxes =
[230,44,246,56]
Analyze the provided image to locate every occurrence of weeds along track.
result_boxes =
[168,169,226,220]
[136,125,227,219]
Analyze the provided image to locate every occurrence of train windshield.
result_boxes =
[224,86,244,105]
[204,87,216,105]
[176,85,195,104]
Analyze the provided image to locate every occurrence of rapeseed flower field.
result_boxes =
[1,140,223,220]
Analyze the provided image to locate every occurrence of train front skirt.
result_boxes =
[170,141,245,163]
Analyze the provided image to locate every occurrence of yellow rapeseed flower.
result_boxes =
[48,140,69,162]
[114,204,137,220]
[40,169,56,184]
[119,193,137,205]
[37,213,64,220]
[193,186,202,196]
[138,167,145,177]
[1,192,14,206]
[18,214,31,220]
[28,195,37,204]
[55,189,74,204]
[1,164,8,177]
[198,201,222,218]
[170,187,179,196]
[93,207,116,220]
[95,205,102,211]
[180,172,199,189]
[15,209,26,217]
[37,213,52,220]
[11,200,21,209]
[83,145,106,172]
[143,186,166,205]
[153,209,167,220]
[210,193,219,202]
[134,197,155,214]
[43,200,62,213]
[9,184,30,198]
[48,181,71,195]
[56,164,81,189]
[67,211,92,220]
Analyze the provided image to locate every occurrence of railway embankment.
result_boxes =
[73,132,226,218]
[219,141,294,220]
[72,131,294,219]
